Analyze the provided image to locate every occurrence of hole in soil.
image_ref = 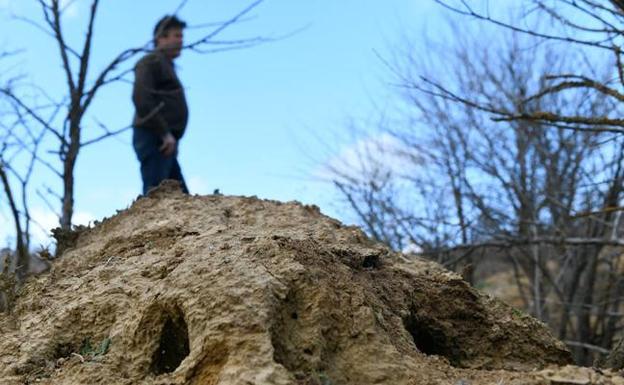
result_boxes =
[53,342,75,359]
[403,312,461,366]
[150,308,190,375]
[362,254,380,269]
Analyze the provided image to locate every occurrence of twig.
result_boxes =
[71,352,85,363]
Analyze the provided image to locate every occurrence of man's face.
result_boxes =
[157,28,184,59]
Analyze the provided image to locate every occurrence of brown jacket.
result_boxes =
[132,50,189,139]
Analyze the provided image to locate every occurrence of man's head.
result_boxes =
[153,15,186,59]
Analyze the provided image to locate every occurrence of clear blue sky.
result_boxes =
[0,0,445,245]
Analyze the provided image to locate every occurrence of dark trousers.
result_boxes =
[133,127,189,195]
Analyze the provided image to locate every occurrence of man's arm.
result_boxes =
[132,57,169,137]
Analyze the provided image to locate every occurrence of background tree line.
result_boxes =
[329,1,624,365]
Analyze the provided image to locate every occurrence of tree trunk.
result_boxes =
[60,117,81,230]
[0,165,28,280]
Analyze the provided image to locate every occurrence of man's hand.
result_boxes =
[159,132,177,157]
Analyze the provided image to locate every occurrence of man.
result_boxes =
[132,15,189,194]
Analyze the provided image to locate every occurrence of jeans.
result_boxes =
[133,127,189,195]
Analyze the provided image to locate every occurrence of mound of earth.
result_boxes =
[0,182,622,384]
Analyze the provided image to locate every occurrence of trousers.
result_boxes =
[132,127,189,195]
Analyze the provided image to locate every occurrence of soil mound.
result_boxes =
[0,182,620,384]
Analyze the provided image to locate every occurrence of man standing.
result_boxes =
[132,15,189,194]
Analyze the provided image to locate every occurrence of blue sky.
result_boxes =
[0,0,445,245]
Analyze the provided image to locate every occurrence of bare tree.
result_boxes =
[0,48,52,281]
[330,16,624,364]
[0,76,43,311]
[420,0,624,365]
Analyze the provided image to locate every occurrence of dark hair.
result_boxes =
[153,15,187,46]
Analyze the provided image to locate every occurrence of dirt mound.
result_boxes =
[0,182,621,384]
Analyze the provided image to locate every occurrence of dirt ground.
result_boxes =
[1,181,623,384]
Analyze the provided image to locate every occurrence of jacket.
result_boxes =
[132,50,189,139]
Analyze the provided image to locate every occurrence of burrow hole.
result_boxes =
[150,307,190,375]
[403,312,461,367]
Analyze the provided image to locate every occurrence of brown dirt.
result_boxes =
[0,181,622,384]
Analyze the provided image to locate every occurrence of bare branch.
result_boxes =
[184,0,265,50]
[434,0,619,51]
